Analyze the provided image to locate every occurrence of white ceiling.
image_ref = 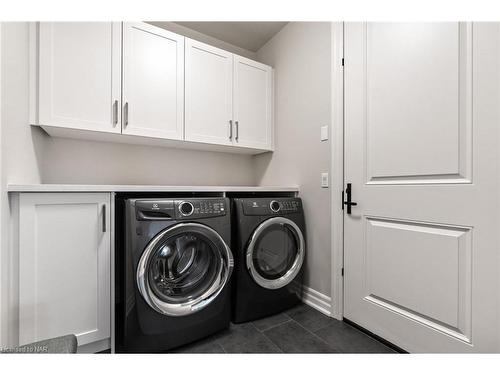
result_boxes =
[175,22,288,52]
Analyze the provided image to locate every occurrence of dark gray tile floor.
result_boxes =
[172,303,397,354]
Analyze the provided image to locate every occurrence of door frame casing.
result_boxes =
[330,21,345,320]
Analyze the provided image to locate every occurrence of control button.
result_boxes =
[270,200,281,213]
[179,201,194,216]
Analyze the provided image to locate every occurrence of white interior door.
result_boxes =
[38,22,121,132]
[185,38,233,146]
[18,193,111,347]
[233,55,273,150]
[344,22,500,353]
[122,22,184,140]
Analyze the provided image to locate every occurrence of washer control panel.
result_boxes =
[175,199,227,218]
[241,198,301,216]
[135,198,227,220]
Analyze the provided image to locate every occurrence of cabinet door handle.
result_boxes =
[113,100,118,126]
[235,121,239,141]
[102,204,107,233]
[123,102,129,127]
[229,120,233,140]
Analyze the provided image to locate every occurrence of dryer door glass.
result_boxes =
[246,217,305,290]
[137,223,233,316]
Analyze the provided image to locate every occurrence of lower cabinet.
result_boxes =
[18,193,111,350]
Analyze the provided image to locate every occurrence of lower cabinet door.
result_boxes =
[18,193,111,348]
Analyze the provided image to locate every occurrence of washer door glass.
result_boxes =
[137,223,233,316]
[246,217,305,290]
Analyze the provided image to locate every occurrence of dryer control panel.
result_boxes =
[241,198,302,216]
[135,198,227,220]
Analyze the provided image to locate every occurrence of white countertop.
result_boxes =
[7,184,299,193]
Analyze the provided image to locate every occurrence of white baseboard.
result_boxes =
[301,285,333,317]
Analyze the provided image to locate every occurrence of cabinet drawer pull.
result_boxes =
[235,121,239,141]
[113,100,118,126]
[229,120,233,140]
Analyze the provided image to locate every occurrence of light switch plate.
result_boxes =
[321,125,329,141]
[321,173,329,188]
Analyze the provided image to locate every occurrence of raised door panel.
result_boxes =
[122,22,184,140]
[364,217,472,343]
[38,22,121,133]
[364,23,472,184]
[233,56,273,150]
[185,39,233,146]
[18,193,111,347]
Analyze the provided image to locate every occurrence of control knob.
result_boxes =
[270,200,281,213]
[179,201,194,216]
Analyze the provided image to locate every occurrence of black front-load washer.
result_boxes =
[232,197,306,323]
[116,197,233,353]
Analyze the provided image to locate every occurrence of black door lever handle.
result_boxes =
[343,183,358,214]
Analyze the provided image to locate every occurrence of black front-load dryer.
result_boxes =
[116,197,233,353]
[232,197,305,323]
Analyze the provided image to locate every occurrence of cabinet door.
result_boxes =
[185,39,233,145]
[233,56,273,150]
[122,22,184,140]
[18,193,111,348]
[38,22,121,133]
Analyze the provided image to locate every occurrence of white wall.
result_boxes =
[42,137,256,185]
[254,22,332,296]
[1,23,45,185]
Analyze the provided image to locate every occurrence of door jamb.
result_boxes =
[330,21,345,320]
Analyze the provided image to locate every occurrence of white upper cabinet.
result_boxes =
[38,22,121,133]
[185,39,234,146]
[122,22,184,140]
[233,55,273,150]
[32,22,273,154]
